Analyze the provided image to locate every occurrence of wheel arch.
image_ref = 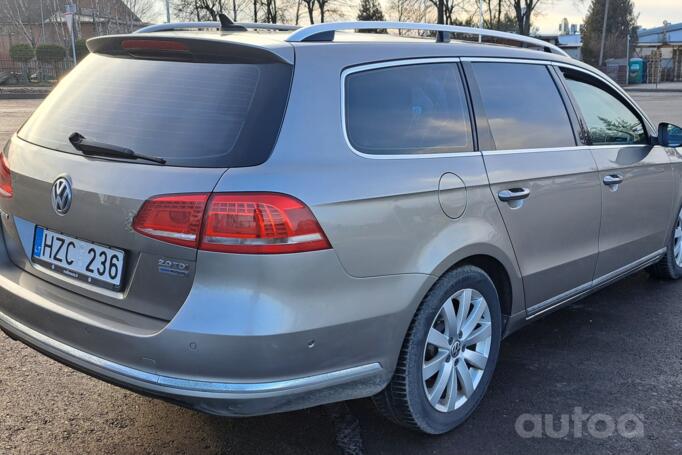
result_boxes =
[427,244,524,320]
[380,245,524,387]
[454,255,513,317]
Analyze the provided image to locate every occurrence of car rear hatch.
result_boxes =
[0,33,293,321]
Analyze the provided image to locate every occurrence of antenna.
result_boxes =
[218,13,247,31]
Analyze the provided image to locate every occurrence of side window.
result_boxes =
[564,77,647,145]
[345,63,472,155]
[471,63,576,150]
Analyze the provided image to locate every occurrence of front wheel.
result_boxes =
[649,205,682,280]
[373,265,502,434]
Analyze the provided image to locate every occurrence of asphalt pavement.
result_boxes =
[1,93,681,454]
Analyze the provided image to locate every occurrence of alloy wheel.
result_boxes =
[422,288,492,413]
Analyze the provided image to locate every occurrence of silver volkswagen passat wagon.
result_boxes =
[1,19,682,434]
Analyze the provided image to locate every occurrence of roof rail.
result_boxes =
[135,21,300,34]
[286,21,570,58]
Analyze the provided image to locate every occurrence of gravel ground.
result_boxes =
[1,93,682,455]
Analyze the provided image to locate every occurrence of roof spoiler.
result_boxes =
[87,34,293,65]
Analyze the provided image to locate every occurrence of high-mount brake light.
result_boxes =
[121,40,190,52]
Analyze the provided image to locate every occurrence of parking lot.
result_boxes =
[1,93,682,454]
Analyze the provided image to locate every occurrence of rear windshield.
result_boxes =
[19,53,292,167]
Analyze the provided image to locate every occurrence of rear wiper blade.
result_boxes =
[69,133,166,165]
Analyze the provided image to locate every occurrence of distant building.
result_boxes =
[636,22,682,82]
[537,21,582,61]
[0,0,144,60]
[557,34,582,60]
[559,18,570,35]
[638,21,682,46]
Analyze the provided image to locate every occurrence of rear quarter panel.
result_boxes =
[212,43,525,319]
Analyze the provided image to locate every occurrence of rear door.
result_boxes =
[464,60,601,314]
[559,68,674,279]
[0,39,292,321]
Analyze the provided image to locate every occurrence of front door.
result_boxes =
[560,69,674,279]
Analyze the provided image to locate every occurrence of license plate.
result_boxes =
[32,226,126,291]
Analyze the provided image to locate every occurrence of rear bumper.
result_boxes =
[0,308,383,416]
[0,239,433,416]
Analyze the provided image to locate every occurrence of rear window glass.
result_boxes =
[345,63,472,155]
[471,63,576,150]
[19,54,292,167]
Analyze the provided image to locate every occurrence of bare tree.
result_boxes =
[482,0,505,29]
[262,0,278,22]
[174,0,230,21]
[301,0,315,23]
[90,0,155,33]
[294,0,302,24]
[511,0,544,35]
[469,0,517,31]
[277,0,300,22]
[387,0,423,32]
[121,0,157,22]
[44,0,68,48]
[317,0,351,22]
[315,0,328,22]
[0,0,38,47]
[427,0,464,25]
[173,0,296,24]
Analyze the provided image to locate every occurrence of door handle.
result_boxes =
[498,188,530,202]
[603,174,624,186]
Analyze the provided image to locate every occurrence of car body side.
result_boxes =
[218,38,681,342]
[0,34,680,417]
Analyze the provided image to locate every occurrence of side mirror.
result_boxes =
[658,122,682,148]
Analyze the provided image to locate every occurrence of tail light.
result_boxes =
[200,193,331,254]
[0,153,12,198]
[133,193,331,254]
[132,194,208,248]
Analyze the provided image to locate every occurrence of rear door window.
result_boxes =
[564,77,647,145]
[345,62,473,155]
[471,62,576,150]
[19,53,292,168]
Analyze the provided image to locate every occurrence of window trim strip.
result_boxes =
[340,57,656,160]
[481,143,647,156]
[341,57,482,160]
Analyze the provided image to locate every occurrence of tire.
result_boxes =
[373,265,502,434]
[649,205,682,280]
